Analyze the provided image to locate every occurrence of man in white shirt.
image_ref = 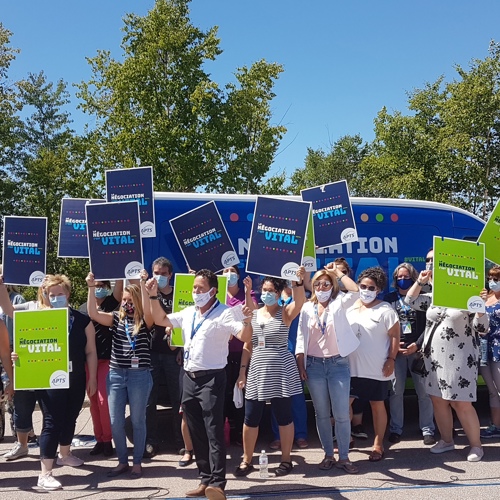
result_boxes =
[147,269,252,500]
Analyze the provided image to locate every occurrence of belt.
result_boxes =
[185,368,223,379]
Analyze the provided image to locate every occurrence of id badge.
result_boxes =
[131,357,139,369]
[402,322,412,334]
[184,349,190,361]
[258,335,265,348]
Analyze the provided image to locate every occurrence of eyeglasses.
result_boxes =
[359,284,376,291]
[313,281,332,289]
[425,257,433,263]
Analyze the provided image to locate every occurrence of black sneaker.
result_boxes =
[89,442,105,456]
[351,425,368,439]
[388,432,401,444]
[143,443,157,459]
[423,435,436,445]
[27,433,38,444]
[102,441,114,457]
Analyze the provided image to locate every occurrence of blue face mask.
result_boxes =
[95,287,109,299]
[50,295,67,308]
[396,278,413,291]
[224,272,238,287]
[261,291,278,306]
[154,275,169,289]
[489,280,500,292]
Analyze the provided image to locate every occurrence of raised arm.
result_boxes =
[112,278,124,303]
[243,276,258,311]
[140,271,154,330]
[145,278,173,328]
[86,273,114,327]
[0,276,14,319]
[283,266,307,325]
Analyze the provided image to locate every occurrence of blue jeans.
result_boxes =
[306,355,351,460]
[107,368,153,465]
[13,390,39,433]
[389,352,435,436]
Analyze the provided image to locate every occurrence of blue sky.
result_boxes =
[2,0,500,180]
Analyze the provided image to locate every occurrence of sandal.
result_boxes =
[319,456,336,470]
[269,440,281,450]
[234,461,254,477]
[336,460,359,474]
[178,449,194,467]
[275,461,293,477]
[368,449,384,462]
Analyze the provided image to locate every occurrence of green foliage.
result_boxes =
[289,135,370,195]
[76,0,285,194]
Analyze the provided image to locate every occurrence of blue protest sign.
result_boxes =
[169,201,239,273]
[85,201,144,280]
[105,166,156,238]
[301,180,357,249]
[246,196,311,280]
[58,198,89,258]
[2,216,47,286]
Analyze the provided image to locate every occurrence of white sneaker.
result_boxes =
[430,439,455,454]
[56,452,84,467]
[37,472,62,490]
[467,446,484,462]
[3,442,29,460]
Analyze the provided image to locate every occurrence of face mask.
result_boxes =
[261,291,278,306]
[489,280,500,292]
[359,289,377,304]
[50,295,67,308]
[396,278,413,291]
[121,302,135,315]
[154,275,169,289]
[316,289,333,303]
[95,287,109,299]
[223,272,238,287]
[192,288,214,308]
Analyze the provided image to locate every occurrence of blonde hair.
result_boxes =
[119,284,143,336]
[310,269,339,304]
[44,274,71,296]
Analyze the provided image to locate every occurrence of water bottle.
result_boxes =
[259,450,268,479]
[480,336,488,367]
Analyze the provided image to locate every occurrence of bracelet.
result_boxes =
[293,281,304,288]
[149,295,160,300]
[416,280,424,287]
[386,357,396,362]
[240,365,247,370]
[88,285,95,288]
[242,321,251,326]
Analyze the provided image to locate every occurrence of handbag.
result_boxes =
[410,319,441,376]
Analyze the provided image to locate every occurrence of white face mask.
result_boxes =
[192,288,214,308]
[359,289,377,304]
[315,289,333,303]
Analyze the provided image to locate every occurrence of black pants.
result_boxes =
[224,351,245,441]
[38,375,86,460]
[182,370,226,489]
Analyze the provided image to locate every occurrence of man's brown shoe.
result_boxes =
[205,485,226,500]
[185,483,208,497]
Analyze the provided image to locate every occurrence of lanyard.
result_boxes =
[314,303,328,336]
[191,300,220,340]
[68,312,74,334]
[397,292,411,316]
[278,296,292,307]
[124,320,136,352]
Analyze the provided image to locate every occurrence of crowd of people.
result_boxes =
[0,249,498,499]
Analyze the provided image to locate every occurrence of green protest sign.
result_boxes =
[301,210,317,273]
[13,308,69,390]
[170,274,228,347]
[432,236,485,312]
[477,199,500,265]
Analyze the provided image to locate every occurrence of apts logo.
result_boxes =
[341,227,357,243]
[221,251,239,268]
[50,370,69,388]
[125,261,143,279]
[281,262,299,279]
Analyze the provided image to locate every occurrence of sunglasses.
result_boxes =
[313,281,333,289]
[425,257,433,263]
[359,284,377,291]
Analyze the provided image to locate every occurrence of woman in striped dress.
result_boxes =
[235,267,306,477]
[86,272,154,479]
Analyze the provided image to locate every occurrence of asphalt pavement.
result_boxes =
[1,391,500,499]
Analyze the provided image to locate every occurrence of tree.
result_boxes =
[76,0,285,194]
[289,135,369,195]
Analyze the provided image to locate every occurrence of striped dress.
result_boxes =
[245,308,303,401]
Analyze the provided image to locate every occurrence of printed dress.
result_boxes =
[245,308,302,401]
[406,293,489,401]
